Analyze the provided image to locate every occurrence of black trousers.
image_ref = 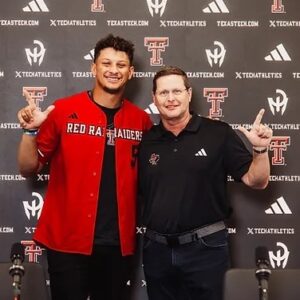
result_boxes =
[46,245,132,300]
[143,229,229,300]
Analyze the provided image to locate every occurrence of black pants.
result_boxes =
[46,245,132,300]
[143,229,229,300]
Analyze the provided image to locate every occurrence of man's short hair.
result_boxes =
[152,66,191,93]
[94,34,134,65]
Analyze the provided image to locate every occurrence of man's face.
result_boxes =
[153,74,192,121]
[92,47,134,94]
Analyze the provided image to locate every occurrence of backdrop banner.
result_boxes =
[0,0,299,299]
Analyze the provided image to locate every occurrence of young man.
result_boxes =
[17,34,152,300]
[138,66,272,300]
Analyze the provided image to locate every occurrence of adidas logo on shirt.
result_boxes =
[195,149,207,156]
[23,0,49,12]
[265,196,292,214]
[68,113,78,119]
[264,43,291,61]
[203,0,229,13]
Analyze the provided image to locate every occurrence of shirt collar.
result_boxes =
[156,112,202,137]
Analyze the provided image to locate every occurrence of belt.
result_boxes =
[144,221,226,247]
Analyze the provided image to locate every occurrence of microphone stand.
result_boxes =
[255,267,271,300]
[255,246,271,300]
[12,284,21,300]
[9,263,25,300]
[9,243,25,300]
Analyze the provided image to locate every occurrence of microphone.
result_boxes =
[9,243,25,297]
[255,246,271,300]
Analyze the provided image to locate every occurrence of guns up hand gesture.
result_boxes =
[17,90,55,130]
[238,109,273,149]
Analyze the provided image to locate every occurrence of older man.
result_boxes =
[139,66,272,300]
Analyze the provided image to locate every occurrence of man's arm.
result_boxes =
[238,109,273,189]
[17,91,54,177]
[241,150,270,189]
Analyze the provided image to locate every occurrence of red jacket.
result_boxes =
[34,91,152,255]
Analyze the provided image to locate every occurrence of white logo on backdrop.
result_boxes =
[23,192,44,220]
[25,40,46,66]
[146,0,168,17]
[145,103,159,115]
[268,89,288,115]
[265,196,292,214]
[84,49,95,60]
[269,242,290,268]
[264,43,291,61]
[203,0,229,13]
[206,41,226,67]
[23,0,49,12]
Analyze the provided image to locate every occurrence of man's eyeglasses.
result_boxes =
[156,88,188,99]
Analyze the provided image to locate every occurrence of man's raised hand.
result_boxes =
[17,90,55,130]
[238,109,273,149]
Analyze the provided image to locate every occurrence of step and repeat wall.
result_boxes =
[0,0,299,298]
